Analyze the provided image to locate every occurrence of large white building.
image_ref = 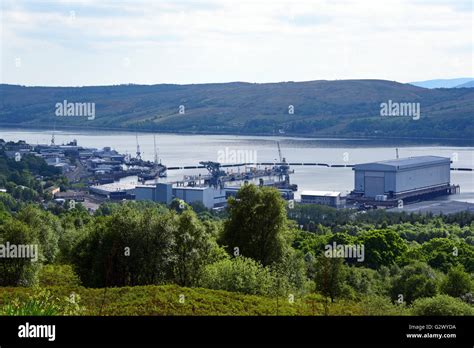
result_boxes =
[300,191,342,207]
[352,156,451,199]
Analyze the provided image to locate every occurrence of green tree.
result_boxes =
[390,262,439,305]
[358,229,407,269]
[420,238,459,272]
[441,265,472,298]
[221,184,292,266]
[0,218,41,286]
[17,205,60,263]
[271,250,312,296]
[420,238,474,273]
[172,210,224,287]
[314,254,347,302]
[71,206,177,287]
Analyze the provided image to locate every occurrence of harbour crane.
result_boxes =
[135,134,141,160]
[154,135,159,164]
[274,141,291,185]
[199,161,227,188]
[277,141,284,163]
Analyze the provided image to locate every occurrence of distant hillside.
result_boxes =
[410,78,474,89]
[455,80,474,88]
[1,79,473,139]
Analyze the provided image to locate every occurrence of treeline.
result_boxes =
[288,203,474,228]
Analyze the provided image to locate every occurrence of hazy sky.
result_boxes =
[1,0,472,86]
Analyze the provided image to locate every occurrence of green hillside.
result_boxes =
[1,80,473,139]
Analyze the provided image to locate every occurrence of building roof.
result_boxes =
[301,190,341,197]
[173,185,212,191]
[353,156,450,171]
[90,182,138,193]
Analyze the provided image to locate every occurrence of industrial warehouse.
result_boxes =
[347,156,460,207]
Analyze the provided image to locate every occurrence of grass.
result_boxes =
[0,265,409,316]
[0,284,373,316]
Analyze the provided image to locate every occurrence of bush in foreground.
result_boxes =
[411,295,474,316]
[199,256,275,296]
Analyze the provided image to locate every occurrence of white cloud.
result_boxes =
[1,0,472,85]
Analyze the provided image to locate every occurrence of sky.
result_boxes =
[1,0,472,86]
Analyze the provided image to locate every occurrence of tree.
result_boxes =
[345,267,380,296]
[172,210,224,287]
[17,205,60,263]
[420,238,458,272]
[0,218,41,286]
[71,205,223,288]
[314,254,347,302]
[271,250,312,296]
[390,262,439,305]
[221,184,292,266]
[358,229,407,269]
[441,265,472,298]
[71,206,177,287]
[420,238,474,273]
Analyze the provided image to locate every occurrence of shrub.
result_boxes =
[411,295,474,316]
[39,264,81,287]
[199,257,276,296]
[360,295,409,316]
[441,265,472,298]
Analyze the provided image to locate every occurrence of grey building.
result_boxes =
[173,186,227,209]
[135,184,226,208]
[352,156,450,198]
[135,183,173,205]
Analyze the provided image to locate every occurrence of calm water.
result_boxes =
[1,128,473,201]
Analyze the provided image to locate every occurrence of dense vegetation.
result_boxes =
[1,80,473,139]
[0,146,65,203]
[0,181,473,316]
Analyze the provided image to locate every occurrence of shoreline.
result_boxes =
[0,123,473,145]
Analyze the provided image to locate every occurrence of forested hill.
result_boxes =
[1,79,473,139]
